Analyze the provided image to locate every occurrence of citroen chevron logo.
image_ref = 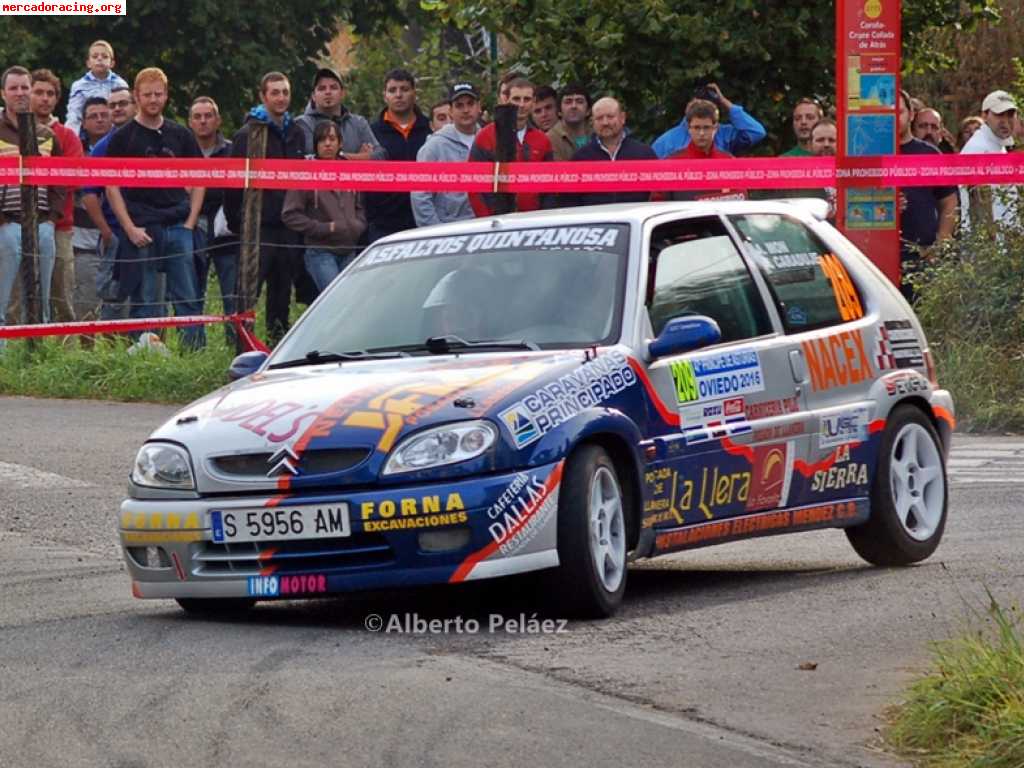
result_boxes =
[267,446,301,477]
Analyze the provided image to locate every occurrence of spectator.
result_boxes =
[365,68,431,242]
[413,82,482,227]
[810,118,838,223]
[960,90,1019,235]
[78,96,110,152]
[783,98,823,156]
[23,69,83,326]
[652,83,766,157]
[566,96,657,206]
[898,90,956,300]
[189,96,238,329]
[224,72,305,345]
[531,85,559,132]
[282,121,366,295]
[661,99,746,202]
[958,115,983,148]
[548,83,591,161]
[0,66,64,329]
[76,87,135,322]
[429,100,451,132]
[294,67,383,160]
[65,39,129,135]
[69,97,110,321]
[912,107,957,153]
[468,77,556,217]
[104,67,206,349]
[497,70,519,105]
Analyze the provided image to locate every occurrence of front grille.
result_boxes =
[193,533,394,576]
[209,448,371,478]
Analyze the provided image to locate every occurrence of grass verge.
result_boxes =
[931,342,1024,433]
[888,593,1024,768]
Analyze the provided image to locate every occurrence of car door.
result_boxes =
[727,211,876,509]
[640,215,812,532]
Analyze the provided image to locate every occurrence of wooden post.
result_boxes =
[238,121,267,353]
[17,112,41,330]
[492,104,518,215]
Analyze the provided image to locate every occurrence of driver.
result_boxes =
[421,266,492,339]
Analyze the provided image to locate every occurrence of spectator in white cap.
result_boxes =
[960,89,1019,234]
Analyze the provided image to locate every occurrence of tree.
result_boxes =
[0,1,402,130]
[423,0,1000,152]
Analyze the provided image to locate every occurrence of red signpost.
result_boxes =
[836,0,902,285]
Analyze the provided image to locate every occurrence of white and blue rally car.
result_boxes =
[120,200,954,618]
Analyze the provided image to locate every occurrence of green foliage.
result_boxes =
[422,0,999,150]
[888,592,1024,768]
[0,2,399,130]
[911,209,1024,431]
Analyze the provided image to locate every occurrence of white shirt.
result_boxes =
[960,123,1017,229]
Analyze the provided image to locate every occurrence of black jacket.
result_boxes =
[564,136,658,207]
[224,113,305,232]
[365,109,431,236]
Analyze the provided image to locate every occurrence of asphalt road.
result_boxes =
[2,395,1021,768]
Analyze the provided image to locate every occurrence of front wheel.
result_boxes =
[846,405,947,566]
[546,445,629,618]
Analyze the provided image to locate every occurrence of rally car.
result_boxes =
[119,200,953,618]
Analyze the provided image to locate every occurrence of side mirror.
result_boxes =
[648,315,721,360]
[228,351,268,381]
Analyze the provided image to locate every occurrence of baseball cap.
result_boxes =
[448,82,480,102]
[312,66,345,89]
[982,90,1017,114]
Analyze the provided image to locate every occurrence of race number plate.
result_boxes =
[209,504,350,544]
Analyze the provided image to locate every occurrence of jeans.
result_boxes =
[96,231,129,320]
[303,248,355,295]
[194,226,239,346]
[121,223,205,349]
[0,220,56,326]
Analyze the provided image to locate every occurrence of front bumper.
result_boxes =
[119,461,563,600]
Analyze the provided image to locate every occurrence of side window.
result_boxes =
[647,217,772,343]
[731,214,864,332]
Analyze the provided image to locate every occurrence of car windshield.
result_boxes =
[271,223,630,362]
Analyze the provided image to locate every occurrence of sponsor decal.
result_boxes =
[820,406,870,448]
[498,351,636,448]
[883,371,930,396]
[819,253,865,322]
[751,422,805,442]
[654,501,863,552]
[670,349,765,405]
[786,305,809,326]
[247,573,328,598]
[745,396,801,420]
[875,320,924,371]
[360,493,468,533]
[485,471,558,556]
[360,226,626,268]
[801,329,873,392]
[745,443,793,512]
[680,398,750,445]
[810,445,869,493]
[120,511,202,544]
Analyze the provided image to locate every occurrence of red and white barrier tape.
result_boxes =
[0,311,269,353]
[2,154,1022,191]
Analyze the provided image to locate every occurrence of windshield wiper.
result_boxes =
[421,335,540,354]
[267,349,408,370]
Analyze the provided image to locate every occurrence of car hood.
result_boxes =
[149,351,601,494]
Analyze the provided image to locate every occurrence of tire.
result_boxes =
[175,597,256,617]
[546,444,629,618]
[846,404,947,566]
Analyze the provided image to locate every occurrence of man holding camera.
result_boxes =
[652,82,765,158]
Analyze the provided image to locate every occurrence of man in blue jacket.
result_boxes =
[652,83,765,157]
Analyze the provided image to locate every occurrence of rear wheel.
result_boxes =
[547,445,629,618]
[846,405,947,566]
[175,598,256,617]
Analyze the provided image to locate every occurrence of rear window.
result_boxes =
[731,214,864,332]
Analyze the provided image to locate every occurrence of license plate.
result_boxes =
[209,504,350,544]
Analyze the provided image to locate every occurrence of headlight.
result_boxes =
[383,421,496,476]
[131,442,195,490]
